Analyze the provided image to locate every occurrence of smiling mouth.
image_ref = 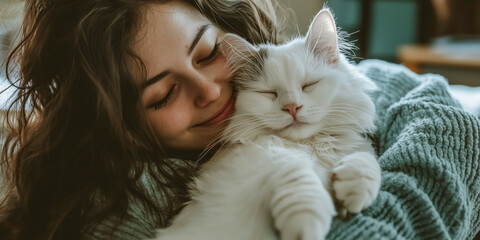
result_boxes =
[195,95,235,127]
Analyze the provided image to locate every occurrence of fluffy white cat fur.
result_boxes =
[153,8,381,240]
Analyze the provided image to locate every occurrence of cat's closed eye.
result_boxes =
[302,81,320,91]
[256,90,278,98]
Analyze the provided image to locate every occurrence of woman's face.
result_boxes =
[132,1,234,151]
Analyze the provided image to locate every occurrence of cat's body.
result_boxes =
[153,8,381,240]
[155,136,331,240]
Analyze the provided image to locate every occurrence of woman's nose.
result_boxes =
[193,75,221,108]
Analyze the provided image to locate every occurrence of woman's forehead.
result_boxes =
[136,1,207,42]
[131,1,210,81]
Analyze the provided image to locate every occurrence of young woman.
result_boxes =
[1,0,479,240]
[0,0,281,239]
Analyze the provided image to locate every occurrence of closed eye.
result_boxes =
[256,90,277,98]
[198,42,220,64]
[149,84,176,110]
[302,81,320,91]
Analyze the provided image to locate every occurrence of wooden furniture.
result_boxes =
[397,44,480,73]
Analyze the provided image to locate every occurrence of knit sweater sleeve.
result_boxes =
[83,168,167,239]
[327,60,480,240]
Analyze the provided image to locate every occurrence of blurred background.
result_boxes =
[1,0,479,114]
[278,0,480,86]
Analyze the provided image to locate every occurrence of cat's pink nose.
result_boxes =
[282,103,303,118]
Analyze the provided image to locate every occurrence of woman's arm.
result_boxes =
[327,60,480,240]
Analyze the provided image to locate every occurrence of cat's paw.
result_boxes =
[280,211,331,240]
[332,152,381,213]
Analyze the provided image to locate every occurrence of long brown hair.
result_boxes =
[0,0,281,239]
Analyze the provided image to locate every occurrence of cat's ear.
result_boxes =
[305,8,339,65]
[220,33,259,66]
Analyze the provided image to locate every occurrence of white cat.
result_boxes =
[153,8,381,240]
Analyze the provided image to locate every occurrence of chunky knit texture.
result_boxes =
[326,60,480,240]
[89,60,480,240]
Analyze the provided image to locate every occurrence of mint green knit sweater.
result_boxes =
[327,60,480,240]
[89,60,480,239]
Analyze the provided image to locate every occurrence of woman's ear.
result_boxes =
[305,8,339,65]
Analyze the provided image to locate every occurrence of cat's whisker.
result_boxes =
[325,112,361,122]
[227,121,273,134]
[222,122,265,138]
[327,109,374,116]
[328,106,370,112]
[224,127,263,142]
[309,106,373,116]
[227,115,287,128]
[328,109,376,120]
[324,110,360,121]
[224,118,264,129]
[329,103,373,110]
[323,113,373,131]
[326,103,367,109]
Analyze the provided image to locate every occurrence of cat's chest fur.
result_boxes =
[211,131,374,188]
[298,132,374,169]
[244,130,373,171]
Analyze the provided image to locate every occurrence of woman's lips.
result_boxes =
[196,95,235,127]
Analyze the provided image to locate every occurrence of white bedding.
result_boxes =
[448,84,480,116]
[0,78,15,110]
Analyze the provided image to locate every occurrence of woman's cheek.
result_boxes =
[215,54,231,79]
[148,105,192,140]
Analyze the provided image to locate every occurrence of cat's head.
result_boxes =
[220,8,376,143]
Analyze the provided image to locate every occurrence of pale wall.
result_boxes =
[276,0,324,36]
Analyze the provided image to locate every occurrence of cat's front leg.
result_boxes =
[332,151,381,214]
[280,211,330,240]
[269,162,336,240]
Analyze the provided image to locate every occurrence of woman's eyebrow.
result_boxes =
[142,23,211,90]
[189,23,211,54]
[142,71,169,89]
